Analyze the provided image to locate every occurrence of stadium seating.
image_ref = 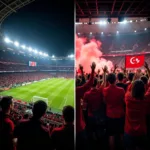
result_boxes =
[10,100,63,131]
[82,32,150,54]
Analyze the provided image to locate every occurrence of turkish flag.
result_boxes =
[125,55,145,68]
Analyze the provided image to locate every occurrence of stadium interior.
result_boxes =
[0,1,74,149]
[76,0,150,150]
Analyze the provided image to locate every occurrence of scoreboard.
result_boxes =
[29,61,37,66]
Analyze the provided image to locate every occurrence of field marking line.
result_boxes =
[48,80,72,106]
[58,80,74,109]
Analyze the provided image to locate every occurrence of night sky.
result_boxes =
[2,0,74,57]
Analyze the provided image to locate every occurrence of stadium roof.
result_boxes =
[76,0,150,19]
[0,0,35,27]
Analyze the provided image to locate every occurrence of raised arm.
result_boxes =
[79,64,86,85]
[101,65,108,88]
[77,62,96,91]
[144,62,150,79]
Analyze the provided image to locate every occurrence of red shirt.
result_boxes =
[51,124,74,150]
[83,88,103,117]
[13,117,50,150]
[103,85,125,118]
[0,112,15,150]
[76,70,94,133]
[125,88,150,136]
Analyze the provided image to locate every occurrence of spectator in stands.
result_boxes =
[126,73,134,86]
[116,72,128,91]
[141,76,149,91]
[83,78,104,139]
[124,80,150,150]
[0,96,15,150]
[13,100,51,150]
[76,62,96,150]
[103,73,125,150]
[51,105,74,150]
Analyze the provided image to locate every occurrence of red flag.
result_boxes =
[125,55,145,68]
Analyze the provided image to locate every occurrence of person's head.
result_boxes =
[23,113,29,119]
[107,73,116,84]
[132,80,145,100]
[62,105,74,123]
[0,96,13,113]
[128,73,134,82]
[117,73,124,82]
[140,76,148,85]
[93,78,98,87]
[32,100,47,119]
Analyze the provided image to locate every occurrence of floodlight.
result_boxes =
[28,47,32,51]
[14,41,19,47]
[21,45,26,49]
[70,54,74,58]
[4,37,11,43]
[34,49,38,54]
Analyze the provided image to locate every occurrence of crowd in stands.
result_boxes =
[0,96,74,150]
[0,72,74,87]
[0,72,51,87]
[0,62,74,72]
[93,32,150,54]
[76,62,150,150]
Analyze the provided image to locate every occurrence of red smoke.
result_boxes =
[76,35,114,73]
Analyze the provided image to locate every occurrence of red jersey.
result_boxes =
[125,88,150,136]
[76,70,94,133]
[51,124,74,150]
[83,88,103,117]
[0,112,15,150]
[103,85,125,118]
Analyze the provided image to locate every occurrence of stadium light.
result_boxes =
[134,30,136,32]
[52,55,55,58]
[4,37,11,43]
[99,21,107,25]
[145,28,147,30]
[117,31,119,34]
[101,32,103,34]
[43,53,48,57]
[39,51,43,55]
[14,41,19,47]
[28,47,32,51]
[33,49,38,54]
[21,45,26,49]
[120,20,127,24]
[69,54,74,58]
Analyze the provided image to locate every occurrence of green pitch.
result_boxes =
[0,78,74,112]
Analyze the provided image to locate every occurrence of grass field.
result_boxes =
[0,78,74,112]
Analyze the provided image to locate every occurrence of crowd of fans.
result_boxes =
[92,32,150,54]
[76,62,150,150]
[0,72,74,88]
[0,96,74,150]
[0,62,74,72]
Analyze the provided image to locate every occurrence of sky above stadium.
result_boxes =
[2,0,74,57]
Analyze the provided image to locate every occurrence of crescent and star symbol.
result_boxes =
[130,57,140,64]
